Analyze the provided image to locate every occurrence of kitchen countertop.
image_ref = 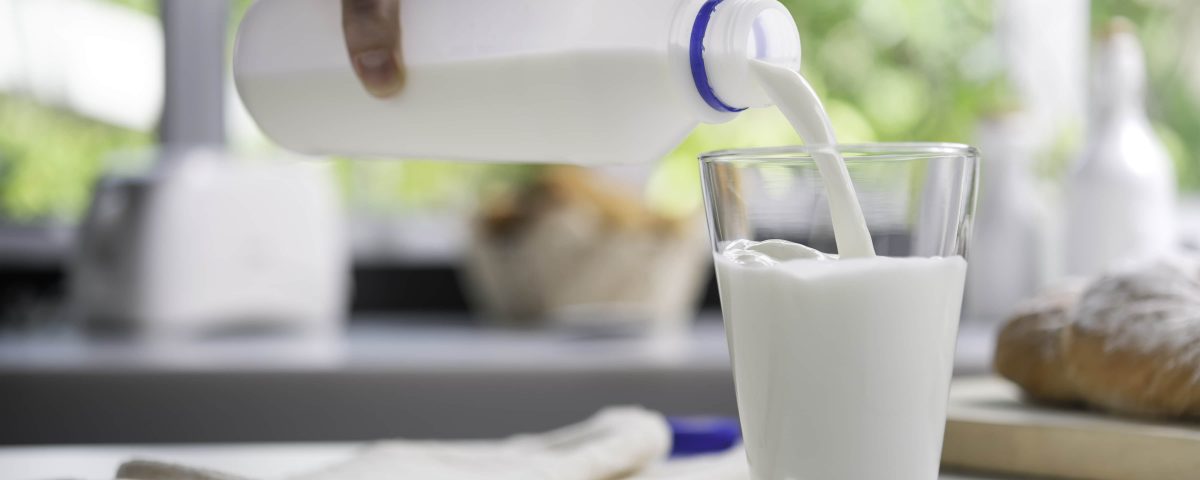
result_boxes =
[0,315,998,444]
[0,443,1015,480]
[0,314,996,375]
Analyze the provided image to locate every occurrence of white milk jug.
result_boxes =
[234,0,801,164]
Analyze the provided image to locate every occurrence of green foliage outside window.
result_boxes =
[0,95,150,220]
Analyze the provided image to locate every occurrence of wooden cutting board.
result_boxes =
[942,377,1200,479]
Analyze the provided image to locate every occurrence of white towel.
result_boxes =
[115,407,750,480]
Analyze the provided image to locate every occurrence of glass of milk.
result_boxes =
[701,143,978,480]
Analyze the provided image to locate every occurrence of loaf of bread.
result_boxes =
[1063,258,1200,417]
[994,258,1200,418]
[465,166,709,329]
[992,283,1084,405]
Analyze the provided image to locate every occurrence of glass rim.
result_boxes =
[699,142,978,164]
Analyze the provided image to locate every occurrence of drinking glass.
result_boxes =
[700,143,978,480]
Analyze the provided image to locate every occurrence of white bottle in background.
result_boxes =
[233,0,801,164]
[1065,20,1176,277]
[965,111,1052,324]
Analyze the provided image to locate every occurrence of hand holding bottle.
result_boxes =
[342,0,404,97]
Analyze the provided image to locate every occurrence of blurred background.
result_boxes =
[0,0,1197,447]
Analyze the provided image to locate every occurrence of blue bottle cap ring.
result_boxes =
[690,0,747,113]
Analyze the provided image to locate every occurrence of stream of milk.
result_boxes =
[748,61,875,259]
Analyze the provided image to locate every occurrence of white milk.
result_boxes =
[749,61,875,258]
[716,240,966,480]
[710,62,968,480]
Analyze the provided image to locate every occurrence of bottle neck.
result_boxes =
[977,115,1036,188]
[1088,30,1149,131]
[672,0,801,121]
[1090,96,1146,136]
